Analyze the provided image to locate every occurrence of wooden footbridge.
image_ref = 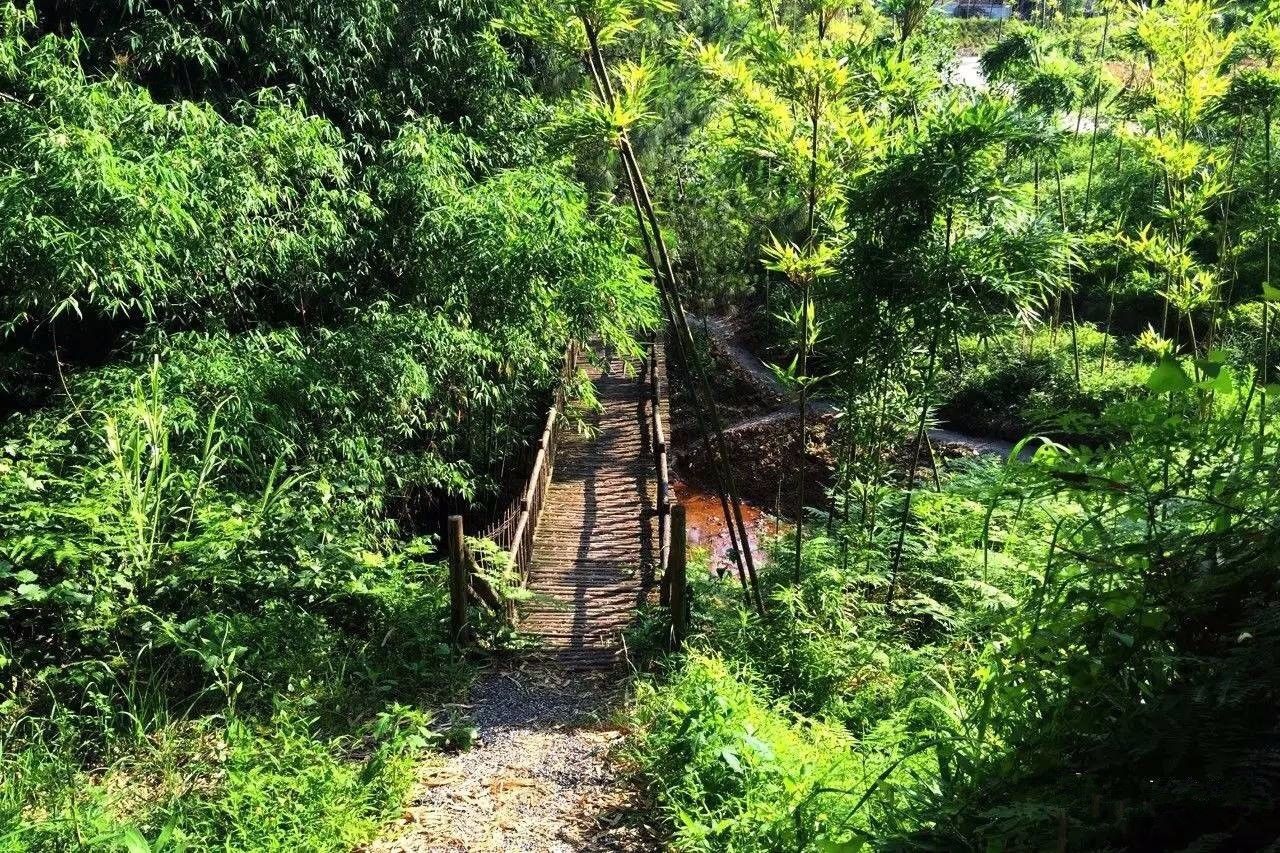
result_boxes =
[446,341,689,668]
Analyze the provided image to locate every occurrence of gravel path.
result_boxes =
[366,669,658,853]
[692,313,787,405]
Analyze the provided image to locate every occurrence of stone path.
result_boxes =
[366,670,657,853]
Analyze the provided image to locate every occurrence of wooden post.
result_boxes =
[659,495,671,607]
[670,503,688,650]
[447,515,470,646]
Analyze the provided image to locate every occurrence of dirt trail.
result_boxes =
[692,314,787,406]
[367,668,656,853]
[693,311,1016,457]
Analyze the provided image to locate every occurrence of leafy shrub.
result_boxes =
[1,705,433,852]
[941,324,1147,440]
[1221,299,1280,380]
[0,0,665,848]
[636,368,1280,851]
[0,5,365,336]
[38,0,521,143]
[631,653,870,852]
[0,362,474,725]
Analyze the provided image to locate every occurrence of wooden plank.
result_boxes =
[518,346,666,665]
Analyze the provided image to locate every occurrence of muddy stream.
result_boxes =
[671,477,774,576]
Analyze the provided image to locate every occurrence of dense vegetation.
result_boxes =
[3,0,1279,850]
[616,0,1280,851]
[0,0,652,847]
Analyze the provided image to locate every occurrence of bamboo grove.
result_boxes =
[2,0,1279,850]
[0,0,657,847]
[612,0,1280,850]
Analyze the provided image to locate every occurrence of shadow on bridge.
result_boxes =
[519,346,664,668]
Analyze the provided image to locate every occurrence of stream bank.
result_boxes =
[668,311,1020,568]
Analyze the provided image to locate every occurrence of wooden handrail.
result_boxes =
[506,403,556,572]
[650,339,673,604]
[470,341,579,624]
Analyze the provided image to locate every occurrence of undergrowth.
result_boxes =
[0,2,655,847]
[940,325,1147,442]
[2,707,432,852]
[631,369,1280,851]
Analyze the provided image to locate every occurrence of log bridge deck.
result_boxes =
[518,345,669,669]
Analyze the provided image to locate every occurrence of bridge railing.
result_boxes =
[649,339,674,604]
[648,338,689,646]
[466,342,579,622]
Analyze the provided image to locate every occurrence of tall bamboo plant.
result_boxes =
[692,1,882,580]
[1123,0,1236,360]
[503,0,767,612]
[834,96,1066,606]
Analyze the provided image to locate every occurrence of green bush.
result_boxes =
[0,0,649,848]
[631,653,870,852]
[34,0,522,141]
[634,373,1280,851]
[941,324,1147,440]
[0,5,365,335]
[1221,299,1280,381]
[1,705,433,852]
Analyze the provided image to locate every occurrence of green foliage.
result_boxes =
[633,365,1280,850]
[8,0,1280,848]
[0,364,470,726]
[618,0,1280,849]
[0,0,656,846]
[369,118,657,358]
[0,7,364,334]
[631,654,872,851]
[43,0,521,143]
[1223,299,1280,376]
[942,324,1148,440]
[1,705,433,851]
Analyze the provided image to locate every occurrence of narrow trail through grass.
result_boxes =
[366,667,657,853]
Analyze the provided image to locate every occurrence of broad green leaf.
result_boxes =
[16,583,45,601]
[1146,357,1192,393]
[720,747,743,772]
[118,828,151,853]
[1138,609,1169,629]
[1201,364,1234,393]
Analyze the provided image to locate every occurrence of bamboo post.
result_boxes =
[670,503,688,650]
[447,515,470,646]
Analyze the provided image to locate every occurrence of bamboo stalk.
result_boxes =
[584,54,750,606]
[670,503,689,650]
[583,26,764,614]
